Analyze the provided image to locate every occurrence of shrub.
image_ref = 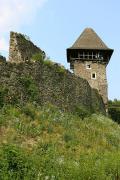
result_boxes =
[0,144,38,180]
[74,105,91,120]
[63,133,73,143]
[108,107,120,124]
[44,59,54,67]
[108,99,120,124]
[47,125,53,134]
[0,87,8,108]
[21,103,36,120]
[31,52,44,63]
[56,65,66,75]
[19,76,39,103]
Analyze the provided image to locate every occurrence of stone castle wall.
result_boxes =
[9,32,45,63]
[74,61,108,108]
[0,31,105,114]
[0,61,105,114]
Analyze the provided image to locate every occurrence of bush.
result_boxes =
[31,52,44,63]
[74,105,91,120]
[56,65,66,75]
[21,103,36,120]
[0,87,8,108]
[108,99,120,123]
[44,59,54,67]
[63,133,73,143]
[19,76,39,103]
[0,144,38,180]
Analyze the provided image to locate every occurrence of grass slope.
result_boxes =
[0,103,120,179]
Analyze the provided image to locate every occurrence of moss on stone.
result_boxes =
[0,61,105,114]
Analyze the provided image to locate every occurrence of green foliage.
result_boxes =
[44,59,54,67]
[0,144,38,180]
[0,87,8,108]
[56,64,66,75]
[21,103,37,120]
[74,105,91,119]
[109,107,120,123]
[0,103,120,179]
[31,52,44,63]
[19,76,39,102]
[31,54,66,75]
[108,99,120,123]
[63,132,74,143]
[0,75,40,107]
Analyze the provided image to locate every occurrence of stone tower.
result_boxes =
[67,28,113,111]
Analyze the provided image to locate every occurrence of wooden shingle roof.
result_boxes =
[70,28,110,50]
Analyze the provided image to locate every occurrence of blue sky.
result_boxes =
[0,0,120,100]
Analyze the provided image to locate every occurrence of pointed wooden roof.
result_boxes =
[67,28,114,64]
[70,28,110,50]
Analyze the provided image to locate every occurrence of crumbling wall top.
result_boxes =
[9,31,45,63]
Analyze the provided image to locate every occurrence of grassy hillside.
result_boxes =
[0,103,120,179]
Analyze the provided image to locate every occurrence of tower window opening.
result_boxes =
[91,72,96,79]
[99,53,103,60]
[95,53,98,59]
[86,64,91,69]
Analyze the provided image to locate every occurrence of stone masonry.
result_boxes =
[67,28,113,112]
[9,32,45,63]
[74,61,108,107]
[0,30,106,114]
[0,61,105,114]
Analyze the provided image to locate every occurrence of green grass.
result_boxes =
[0,103,120,179]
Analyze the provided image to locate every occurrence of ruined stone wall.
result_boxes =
[74,61,108,108]
[9,32,45,63]
[6,31,106,114]
[0,61,105,114]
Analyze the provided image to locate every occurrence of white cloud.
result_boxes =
[0,0,47,51]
